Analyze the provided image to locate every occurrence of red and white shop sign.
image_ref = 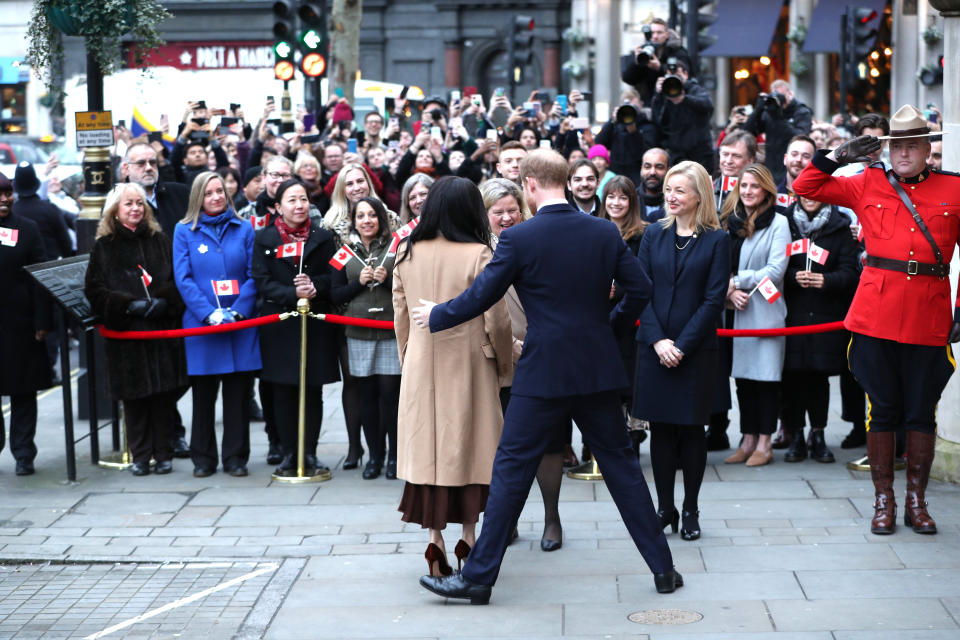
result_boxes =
[126,41,275,71]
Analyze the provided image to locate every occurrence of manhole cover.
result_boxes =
[628,608,703,625]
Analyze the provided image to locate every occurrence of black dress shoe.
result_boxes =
[266,443,284,465]
[193,467,215,478]
[131,461,151,476]
[540,536,562,552]
[15,460,35,476]
[172,436,191,459]
[808,429,836,463]
[419,570,491,605]
[384,460,397,480]
[226,465,249,477]
[657,507,679,533]
[343,447,364,470]
[653,568,683,593]
[783,433,807,462]
[680,510,700,541]
[362,459,382,480]
[153,460,173,475]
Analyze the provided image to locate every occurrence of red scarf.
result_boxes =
[275,215,311,244]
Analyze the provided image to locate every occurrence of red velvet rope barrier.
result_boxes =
[98,312,846,340]
[97,313,284,340]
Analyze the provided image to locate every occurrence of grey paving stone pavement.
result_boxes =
[1,377,958,638]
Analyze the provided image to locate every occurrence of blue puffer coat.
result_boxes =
[173,212,262,375]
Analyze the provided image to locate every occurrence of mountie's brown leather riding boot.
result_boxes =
[867,431,896,535]
[904,431,938,534]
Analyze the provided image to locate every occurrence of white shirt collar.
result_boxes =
[537,198,569,213]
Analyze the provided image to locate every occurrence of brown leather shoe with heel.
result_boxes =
[425,543,453,577]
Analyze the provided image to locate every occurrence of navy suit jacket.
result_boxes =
[636,223,730,356]
[430,202,652,398]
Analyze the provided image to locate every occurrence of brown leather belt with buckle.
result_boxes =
[865,255,949,278]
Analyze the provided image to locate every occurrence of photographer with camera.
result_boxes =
[650,58,714,173]
[743,80,813,184]
[172,101,230,187]
[594,90,658,186]
[621,18,692,104]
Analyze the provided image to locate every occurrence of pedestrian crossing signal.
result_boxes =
[301,53,327,78]
[274,60,295,81]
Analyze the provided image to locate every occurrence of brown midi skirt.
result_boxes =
[398,482,490,530]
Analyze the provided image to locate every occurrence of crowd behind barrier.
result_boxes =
[0,17,954,593]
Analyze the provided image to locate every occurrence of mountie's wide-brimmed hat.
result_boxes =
[878,104,946,139]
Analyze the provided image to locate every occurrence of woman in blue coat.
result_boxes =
[632,161,730,541]
[173,171,262,477]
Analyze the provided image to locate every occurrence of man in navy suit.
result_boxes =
[413,150,681,604]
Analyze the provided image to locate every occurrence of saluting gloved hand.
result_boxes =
[142,298,168,319]
[949,322,960,344]
[833,135,881,165]
[126,299,152,316]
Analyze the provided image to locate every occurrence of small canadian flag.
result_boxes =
[786,238,809,256]
[393,218,419,241]
[808,242,830,265]
[329,244,360,271]
[756,276,781,304]
[277,241,304,259]
[0,227,18,246]
[137,264,152,287]
[213,279,240,296]
[721,175,738,192]
[776,193,795,208]
[251,214,269,230]
[384,234,402,257]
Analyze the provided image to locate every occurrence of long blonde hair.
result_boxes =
[719,162,777,237]
[322,163,380,230]
[181,172,241,230]
[96,183,161,239]
[658,161,720,233]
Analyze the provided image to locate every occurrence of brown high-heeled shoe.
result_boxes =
[454,539,471,571]
[424,543,453,577]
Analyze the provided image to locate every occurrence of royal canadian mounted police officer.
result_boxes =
[793,104,960,537]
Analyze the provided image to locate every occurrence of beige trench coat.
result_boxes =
[392,237,513,486]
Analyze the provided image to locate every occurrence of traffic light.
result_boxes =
[301,52,327,78]
[684,0,717,72]
[298,1,326,53]
[851,7,879,61]
[274,60,295,81]
[273,0,295,61]
[919,55,944,86]
[507,15,535,89]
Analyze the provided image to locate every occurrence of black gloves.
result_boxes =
[949,322,960,344]
[833,135,881,165]
[127,298,167,318]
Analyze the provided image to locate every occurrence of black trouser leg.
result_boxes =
[124,396,153,465]
[806,374,830,430]
[272,383,323,458]
[677,425,707,513]
[840,368,865,426]
[7,393,38,463]
[379,375,401,462]
[260,379,279,445]
[342,373,363,459]
[649,423,679,512]
[189,375,221,469]
[150,391,176,463]
[220,372,252,468]
[172,386,188,440]
[356,376,383,463]
[780,371,807,430]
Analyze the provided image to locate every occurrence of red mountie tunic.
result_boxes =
[793,151,960,346]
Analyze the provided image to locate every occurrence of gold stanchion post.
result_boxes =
[273,298,331,484]
[98,403,132,469]
[847,455,906,472]
[567,457,603,481]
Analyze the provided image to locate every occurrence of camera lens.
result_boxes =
[616,103,637,125]
[662,75,683,98]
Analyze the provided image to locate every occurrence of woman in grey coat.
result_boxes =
[720,163,790,467]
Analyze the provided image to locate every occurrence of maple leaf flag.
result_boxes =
[786,238,809,256]
[137,264,152,287]
[808,243,830,265]
[776,193,795,208]
[0,227,18,246]
[329,244,360,271]
[385,234,402,257]
[213,279,240,296]
[721,175,738,192]
[251,214,269,230]
[757,276,781,304]
[393,218,419,241]
[277,241,304,259]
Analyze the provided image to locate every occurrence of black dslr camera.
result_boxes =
[661,57,684,98]
[762,92,786,111]
[616,103,638,125]
[636,24,657,65]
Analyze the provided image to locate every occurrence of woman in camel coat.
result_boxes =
[392,176,513,578]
